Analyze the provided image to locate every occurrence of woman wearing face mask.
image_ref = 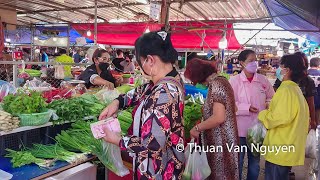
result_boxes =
[99,31,185,180]
[79,49,122,89]
[274,52,317,130]
[258,54,309,180]
[229,50,274,180]
[186,58,239,180]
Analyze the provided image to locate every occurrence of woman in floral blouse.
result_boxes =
[99,31,185,180]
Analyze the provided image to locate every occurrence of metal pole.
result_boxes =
[165,0,170,31]
[12,59,18,87]
[67,24,70,54]
[30,25,34,61]
[94,0,97,45]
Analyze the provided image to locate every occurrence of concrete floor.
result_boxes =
[241,157,316,180]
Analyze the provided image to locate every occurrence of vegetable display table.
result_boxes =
[0,156,95,180]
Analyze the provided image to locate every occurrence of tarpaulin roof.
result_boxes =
[4,26,93,44]
[276,0,320,28]
[263,0,320,43]
[72,22,241,49]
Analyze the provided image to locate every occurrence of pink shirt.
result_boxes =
[229,72,275,137]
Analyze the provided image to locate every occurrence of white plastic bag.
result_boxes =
[54,64,65,79]
[183,139,211,180]
[95,89,120,105]
[305,129,316,159]
[247,121,267,156]
[99,141,130,177]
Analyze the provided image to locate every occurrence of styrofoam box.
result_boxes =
[0,169,13,180]
[44,162,97,180]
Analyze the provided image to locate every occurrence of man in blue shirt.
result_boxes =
[41,49,49,67]
[308,57,320,76]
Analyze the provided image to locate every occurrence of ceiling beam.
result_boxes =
[97,0,139,16]
[42,0,107,21]
[170,7,210,26]
[17,19,31,25]
[0,6,16,11]
[14,0,210,14]
[21,16,52,24]
[3,4,72,23]
[185,2,208,20]
[15,2,147,14]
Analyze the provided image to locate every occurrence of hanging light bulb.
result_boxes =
[144,27,150,33]
[53,37,57,41]
[86,30,92,36]
[5,38,11,42]
[34,36,39,40]
[277,48,284,57]
[288,43,295,54]
[218,31,227,49]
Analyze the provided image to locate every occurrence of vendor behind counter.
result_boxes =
[79,49,123,89]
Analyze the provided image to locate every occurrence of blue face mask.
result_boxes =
[276,67,284,81]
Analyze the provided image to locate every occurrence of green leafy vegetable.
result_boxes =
[116,85,133,94]
[5,149,48,168]
[3,90,47,115]
[27,144,87,163]
[184,103,202,139]
[48,94,105,123]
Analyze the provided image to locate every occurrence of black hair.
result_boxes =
[92,49,108,63]
[116,49,123,56]
[238,50,255,62]
[310,57,320,67]
[280,54,306,83]
[134,31,178,66]
[294,51,308,69]
[59,49,67,55]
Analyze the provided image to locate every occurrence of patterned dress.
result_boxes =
[202,74,239,180]
[117,71,185,180]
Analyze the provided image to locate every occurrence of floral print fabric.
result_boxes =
[118,75,185,180]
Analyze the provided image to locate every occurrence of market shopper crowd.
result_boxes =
[89,30,318,180]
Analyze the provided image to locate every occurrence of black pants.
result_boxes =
[265,161,291,180]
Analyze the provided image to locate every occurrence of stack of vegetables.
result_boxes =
[55,121,121,173]
[184,95,203,139]
[5,149,51,168]
[48,94,105,123]
[2,90,47,116]
[117,109,133,135]
[0,110,20,132]
[27,144,87,164]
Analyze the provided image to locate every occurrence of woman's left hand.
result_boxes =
[102,127,122,146]
[190,127,200,140]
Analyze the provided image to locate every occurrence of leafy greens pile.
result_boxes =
[48,94,105,123]
[3,90,47,115]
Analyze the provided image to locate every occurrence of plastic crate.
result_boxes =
[0,133,23,156]
[23,129,42,148]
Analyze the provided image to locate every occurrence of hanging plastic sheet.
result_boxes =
[263,0,320,43]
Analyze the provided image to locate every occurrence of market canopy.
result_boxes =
[72,21,241,49]
[263,0,320,43]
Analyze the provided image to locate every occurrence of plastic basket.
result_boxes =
[18,110,51,126]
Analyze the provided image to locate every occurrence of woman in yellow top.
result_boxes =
[258,54,309,180]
